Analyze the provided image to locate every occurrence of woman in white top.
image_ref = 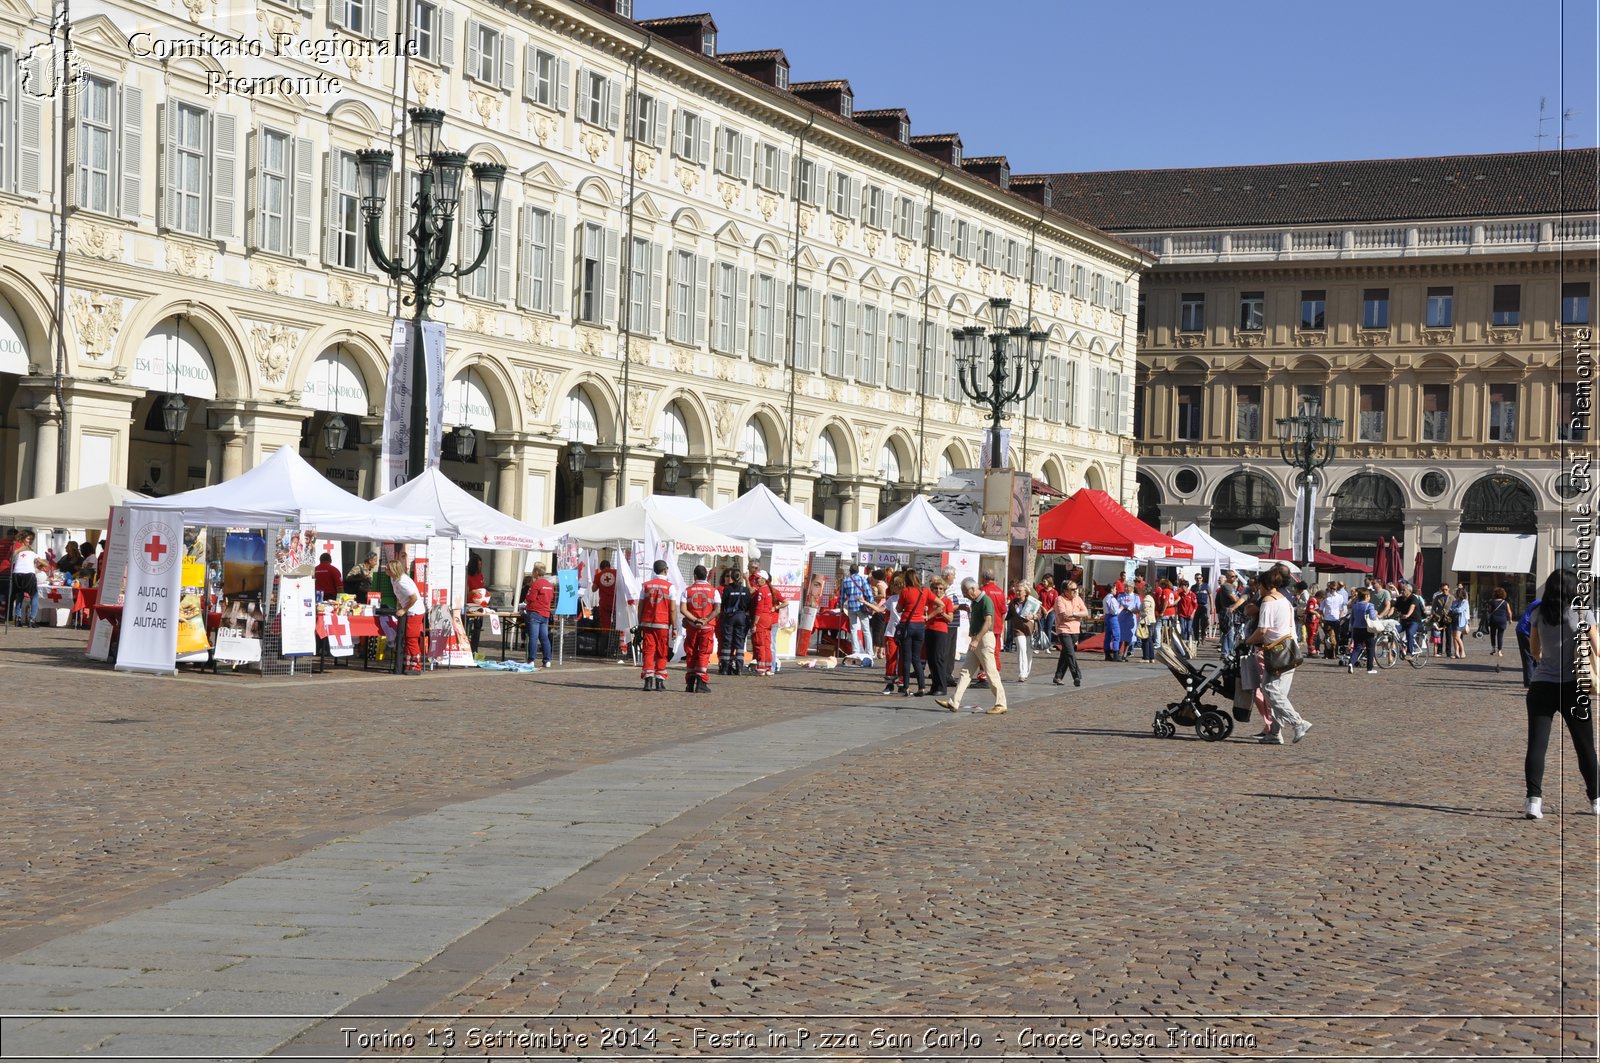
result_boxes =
[387,558,425,674]
[878,575,903,696]
[11,532,40,626]
[1246,563,1313,745]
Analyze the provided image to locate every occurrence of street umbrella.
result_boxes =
[1373,536,1389,584]
[1389,537,1404,588]
[1412,549,1425,590]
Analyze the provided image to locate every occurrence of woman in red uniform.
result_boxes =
[750,571,778,676]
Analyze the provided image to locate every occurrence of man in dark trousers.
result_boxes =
[681,565,720,693]
[718,567,753,674]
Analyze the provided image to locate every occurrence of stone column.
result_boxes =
[355,417,384,499]
[1442,517,1463,586]
[702,459,746,510]
[31,395,61,499]
[489,434,525,596]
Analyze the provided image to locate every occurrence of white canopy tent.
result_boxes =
[374,468,557,550]
[642,495,713,522]
[138,446,435,540]
[1172,523,1264,573]
[542,499,750,556]
[0,482,148,530]
[855,496,1007,555]
[696,484,858,555]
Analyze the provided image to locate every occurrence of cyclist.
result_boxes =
[1395,580,1426,657]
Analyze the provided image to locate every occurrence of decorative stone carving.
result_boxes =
[1236,332,1264,348]
[798,206,815,235]
[856,424,874,457]
[864,231,881,256]
[1003,277,1016,297]
[180,0,211,22]
[342,49,366,79]
[251,262,290,295]
[463,305,501,336]
[827,380,842,402]
[580,129,609,163]
[411,67,441,105]
[0,202,19,240]
[714,357,733,381]
[717,178,741,209]
[762,369,780,390]
[894,240,911,267]
[1356,330,1391,346]
[832,218,850,246]
[792,414,813,455]
[1295,330,1327,347]
[757,194,778,222]
[469,89,502,125]
[69,291,123,361]
[1050,292,1062,314]
[533,114,555,146]
[1421,328,1455,346]
[256,9,299,39]
[249,323,301,385]
[626,387,652,431]
[675,165,700,194]
[1176,334,1204,349]
[522,316,551,346]
[328,275,362,310]
[1486,326,1522,345]
[672,348,694,374]
[521,368,554,417]
[951,260,967,284]
[712,400,737,445]
[68,220,123,261]
[577,327,601,356]
[978,269,994,294]
[165,240,213,279]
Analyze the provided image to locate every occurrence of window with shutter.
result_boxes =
[290,136,314,257]
[527,47,559,106]
[669,250,694,343]
[754,274,777,363]
[256,127,290,254]
[691,255,709,347]
[713,262,738,353]
[78,76,115,214]
[578,222,605,324]
[823,295,846,377]
[858,305,880,386]
[0,49,13,193]
[325,149,363,270]
[733,267,749,356]
[457,201,495,300]
[829,172,852,217]
[467,23,501,87]
[624,237,651,333]
[791,284,814,370]
[715,126,739,177]
[601,228,620,326]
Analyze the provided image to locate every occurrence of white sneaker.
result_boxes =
[1525,797,1543,820]
[1291,721,1313,744]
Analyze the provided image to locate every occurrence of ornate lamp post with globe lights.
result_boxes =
[952,298,1050,470]
[356,108,506,481]
[1274,398,1343,565]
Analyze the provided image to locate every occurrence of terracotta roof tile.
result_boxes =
[789,79,852,92]
[1038,149,1600,230]
[718,49,787,63]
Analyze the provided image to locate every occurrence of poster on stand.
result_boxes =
[941,551,980,586]
[275,528,317,577]
[113,506,182,675]
[223,533,266,598]
[556,569,580,616]
[769,543,807,658]
[279,575,316,656]
[87,505,131,662]
[175,529,210,661]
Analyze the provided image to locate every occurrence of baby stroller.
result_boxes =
[1152,635,1244,742]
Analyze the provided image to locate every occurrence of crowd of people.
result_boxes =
[1,530,107,626]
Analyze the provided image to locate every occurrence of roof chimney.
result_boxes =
[963,155,1011,191]
[854,108,911,145]
[637,12,718,56]
[909,133,963,168]
[790,80,854,119]
[719,49,791,90]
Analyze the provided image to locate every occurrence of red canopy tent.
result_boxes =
[1261,545,1373,574]
[1037,489,1194,560]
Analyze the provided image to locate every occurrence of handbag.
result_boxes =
[1263,632,1303,673]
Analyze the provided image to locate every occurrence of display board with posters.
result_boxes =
[175,528,210,662]
[86,506,131,662]
[278,575,316,657]
[768,543,807,658]
[215,532,267,665]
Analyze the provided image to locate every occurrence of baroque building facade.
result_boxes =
[1047,150,1598,601]
[0,0,1145,591]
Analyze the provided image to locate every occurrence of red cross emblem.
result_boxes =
[144,536,169,564]
[46,588,63,603]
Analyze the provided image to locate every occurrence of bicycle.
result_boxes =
[1404,627,1432,669]
[1372,629,1401,669]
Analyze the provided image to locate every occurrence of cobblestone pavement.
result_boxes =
[3,624,1596,1060]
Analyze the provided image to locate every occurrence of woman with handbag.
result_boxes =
[1246,564,1313,745]
[1522,568,1600,819]
[1007,582,1042,682]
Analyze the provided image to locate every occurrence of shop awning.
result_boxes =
[1451,532,1537,574]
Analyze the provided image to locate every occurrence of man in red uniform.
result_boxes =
[313,552,343,602]
[750,570,779,676]
[594,559,621,655]
[638,559,677,691]
[680,564,720,693]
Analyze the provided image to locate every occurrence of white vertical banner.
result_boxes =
[279,575,316,656]
[88,505,132,661]
[381,319,412,495]
[421,320,446,470]
[1292,481,1318,565]
[113,507,182,675]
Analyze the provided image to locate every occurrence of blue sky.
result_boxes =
[633,0,1599,173]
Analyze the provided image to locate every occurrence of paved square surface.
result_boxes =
[0,626,1594,1060]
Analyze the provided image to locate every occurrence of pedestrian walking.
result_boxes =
[1450,586,1471,659]
[939,565,962,686]
[1175,579,1197,643]
[1051,581,1090,686]
[1346,587,1378,674]
[839,564,878,666]
[1248,564,1313,745]
[1485,586,1512,659]
[1515,597,1540,687]
[1137,583,1158,662]
[1215,572,1242,657]
[1522,568,1600,819]
[1117,583,1141,662]
[718,568,752,674]
[1192,577,1211,643]
[1102,584,1124,661]
[937,577,1008,715]
[522,563,556,667]
[1007,581,1042,682]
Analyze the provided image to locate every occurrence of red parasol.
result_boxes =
[1412,549,1425,590]
[1373,536,1389,584]
[1389,537,1404,588]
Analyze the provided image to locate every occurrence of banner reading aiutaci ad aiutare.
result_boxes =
[114,505,182,675]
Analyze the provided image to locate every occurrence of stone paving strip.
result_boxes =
[0,687,1066,1062]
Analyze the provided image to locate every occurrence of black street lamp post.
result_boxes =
[1274,398,1343,565]
[952,297,1049,470]
[356,108,506,483]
